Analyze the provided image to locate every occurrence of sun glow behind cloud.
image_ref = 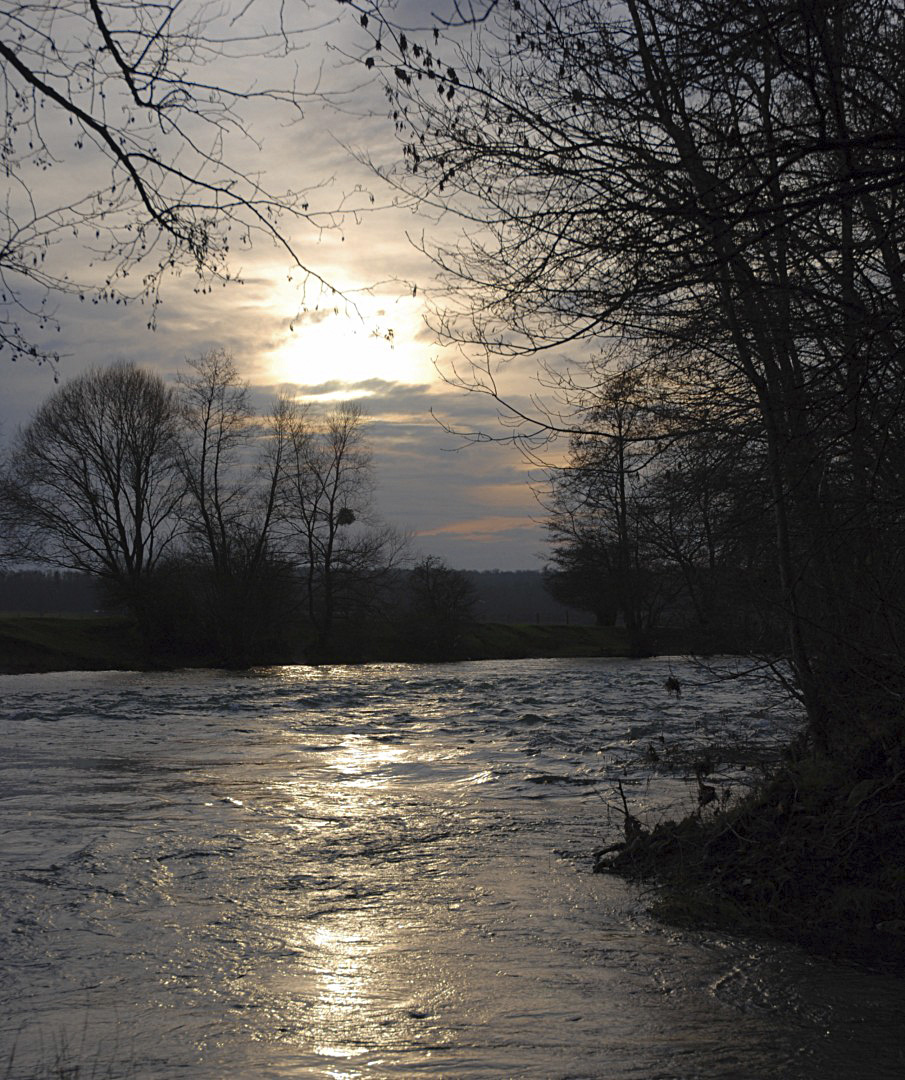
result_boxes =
[268,289,437,398]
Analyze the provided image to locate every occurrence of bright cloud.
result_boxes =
[0,0,561,571]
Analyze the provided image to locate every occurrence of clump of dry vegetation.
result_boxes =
[597,734,905,971]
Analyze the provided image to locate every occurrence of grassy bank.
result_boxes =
[597,738,905,972]
[460,622,630,659]
[0,614,146,674]
[0,614,698,673]
[459,622,704,660]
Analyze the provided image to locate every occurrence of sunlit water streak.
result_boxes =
[1,657,904,1078]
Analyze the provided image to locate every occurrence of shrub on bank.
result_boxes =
[596,735,905,971]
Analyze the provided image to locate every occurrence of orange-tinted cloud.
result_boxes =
[417,515,537,540]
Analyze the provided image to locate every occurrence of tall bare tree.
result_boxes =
[278,400,405,657]
[175,349,291,662]
[404,555,476,660]
[543,364,666,646]
[0,362,183,615]
[357,0,905,749]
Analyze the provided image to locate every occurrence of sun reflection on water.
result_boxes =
[329,733,409,789]
[257,719,451,1071]
[306,918,374,1064]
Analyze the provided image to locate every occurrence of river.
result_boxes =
[1,657,903,1078]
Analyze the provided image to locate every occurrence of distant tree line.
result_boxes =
[0,353,476,665]
[1,564,592,630]
[0,569,99,615]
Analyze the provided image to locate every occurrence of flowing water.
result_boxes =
[1,657,904,1079]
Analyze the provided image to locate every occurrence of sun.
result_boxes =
[270,294,436,395]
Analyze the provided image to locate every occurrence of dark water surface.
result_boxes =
[1,658,903,1078]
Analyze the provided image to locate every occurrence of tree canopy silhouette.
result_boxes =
[357,0,905,749]
[0,362,183,615]
[1,1,336,367]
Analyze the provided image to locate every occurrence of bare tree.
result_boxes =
[1,1,339,366]
[543,364,667,646]
[278,400,405,657]
[356,0,905,749]
[547,402,778,646]
[175,349,291,662]
[0,361,183,615]
[640,428,777,642]
[177,350,255,574]
[405,555,476,659]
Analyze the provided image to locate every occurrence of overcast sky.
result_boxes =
[1,0,564,570]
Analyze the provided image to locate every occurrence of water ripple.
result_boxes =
[1,658,903,1079]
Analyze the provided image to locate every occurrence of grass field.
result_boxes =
[0,614,700,674]
[461,621,634,659]
[0,614,144,674]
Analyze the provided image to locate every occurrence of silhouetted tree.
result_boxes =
[544,534,619,629]
[0,362,183,622]
[542,363,666,646]
[640,427,778,645]
[359,0,905,750]
[1,1,334,366]
[175,350,293,664]
[405,555,476,659]
[278,400,407,658]
[546,412,779,647]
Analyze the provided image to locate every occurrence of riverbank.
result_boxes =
[0,614,148,674]
[0,613,700,673]
[597,736,905,974]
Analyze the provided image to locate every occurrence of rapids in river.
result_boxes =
[2,657,904,1078]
